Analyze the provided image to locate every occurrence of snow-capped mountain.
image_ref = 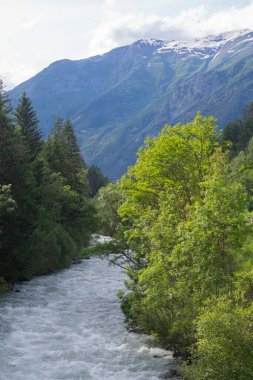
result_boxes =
[138,29,253,59]
[9,30,253,178]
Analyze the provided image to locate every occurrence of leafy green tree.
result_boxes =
[101,114,250,362]
[95,182,124,236]
[182,298,253,380]
[230,136,253,209]
[118,114,218,266]
[0,184,16,240]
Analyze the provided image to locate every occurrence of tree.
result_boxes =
[42,117,64,175]
[0,81,26,189]
[88,165,109,197]
[15,92,43,160]
[62,119,87,191]
[0,184,16,240]
[44,118,89,192]
[102,114,249,361]
[182,298,253,380]
[222,101,253,156]
[42,117,97,255]
[0,83,97,283]
[95,182,124,236]
[0,81,33,281]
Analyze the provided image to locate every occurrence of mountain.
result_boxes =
[9,29,253,179]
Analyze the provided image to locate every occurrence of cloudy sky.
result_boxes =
[1,0,253,88]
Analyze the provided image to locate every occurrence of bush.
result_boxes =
[182,298,253,380]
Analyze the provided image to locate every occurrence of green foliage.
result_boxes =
[88,165,109,197]
[15,92,43,160]
[0,184,16,219]
[43,118,89,192]
[95,183,124,236]
[0,184,16,254]
[0,81,35,281]
[98,113,253,375]
[0,81,97,284]
[4,69,253,377]
[222,102,253,156]
[230,136,253,209]
[181,298,253,380]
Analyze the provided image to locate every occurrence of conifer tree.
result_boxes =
[52,117,64,137]
[43,117,97,253]
[0,81,97,283]
[0,81,32,281]
[0,81,17,185]
[0,82,28,199]
[63,119,84,169]
[43,117,65,175]
[62,119,87,190]
[44,118,89,191]
[15,92,43,160]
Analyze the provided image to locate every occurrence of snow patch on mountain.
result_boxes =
[137,29,253,60]
[136,39,164,48]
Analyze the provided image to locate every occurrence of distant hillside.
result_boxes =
[9,29,253,179]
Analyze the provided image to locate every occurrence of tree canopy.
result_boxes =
[0,83,98,284]
[96,113,253,378]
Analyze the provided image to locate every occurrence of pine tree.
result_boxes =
[0,81,26,197]
[44,118,88,191]
[52,117,64,137]
[0,82,97,283]
[43,117,65,175]
[0,80,15,185]
[62,119,87,190]
[63,119,84,170]
[15,92,43,160]
[0,81,32,281]
[43,117,97,256]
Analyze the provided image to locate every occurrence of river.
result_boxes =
[0,257,175,379]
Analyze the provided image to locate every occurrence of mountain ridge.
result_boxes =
[9,29,253,178]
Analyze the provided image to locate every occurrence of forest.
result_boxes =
[1,76,253,379]
[0,81,108,288]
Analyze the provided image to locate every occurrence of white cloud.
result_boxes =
[104,0,118,7]
[1,0,253,87]
[88,2,253,56]
[0,58,38,90]
[0,74,15,91]
[22,18,38,30]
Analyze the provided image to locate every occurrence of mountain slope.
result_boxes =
[9,29,253,178]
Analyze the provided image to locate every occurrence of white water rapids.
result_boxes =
[0,257,175,379]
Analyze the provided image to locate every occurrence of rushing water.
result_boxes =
[0,257,175,380]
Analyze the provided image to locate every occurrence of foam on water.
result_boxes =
[0,258,173,380]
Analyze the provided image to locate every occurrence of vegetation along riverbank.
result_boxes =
[2,76,253,378]
[94,110,253,379]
